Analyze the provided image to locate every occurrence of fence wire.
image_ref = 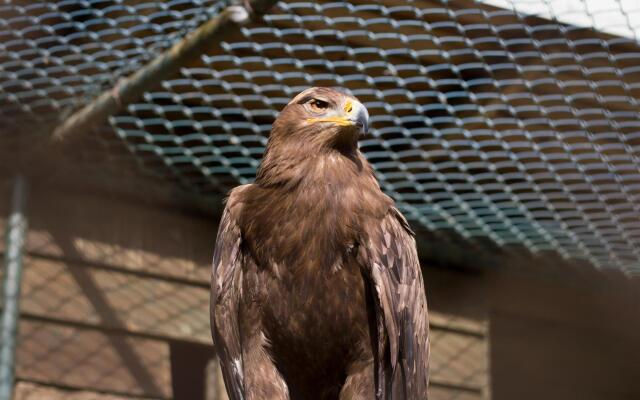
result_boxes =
[1,1,640,270]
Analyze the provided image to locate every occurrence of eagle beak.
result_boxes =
[345,100,369,136]
[306,98,369,137]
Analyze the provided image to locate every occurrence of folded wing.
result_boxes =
[359,208,430,399]
[210,189,246,400]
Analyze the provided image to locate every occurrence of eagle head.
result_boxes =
[270,87,369,152]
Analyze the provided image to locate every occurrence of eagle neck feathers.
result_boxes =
[241,145,391,272]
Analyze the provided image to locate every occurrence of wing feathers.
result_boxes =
[211,187,248,400]
[212,188,428,399]
[362,207,430,399]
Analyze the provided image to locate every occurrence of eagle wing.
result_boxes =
[359,207,430,399]
[210,187,247,400]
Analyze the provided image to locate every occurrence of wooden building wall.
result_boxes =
[2,179,640,400]
[0,182,490,399]
[488,264,640,400]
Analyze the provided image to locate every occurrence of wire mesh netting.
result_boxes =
[1,1,640,269]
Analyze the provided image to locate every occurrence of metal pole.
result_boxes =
[0,176,28,400]
[51,0,277,144]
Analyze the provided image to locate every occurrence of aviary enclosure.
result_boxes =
[1,0,639,399]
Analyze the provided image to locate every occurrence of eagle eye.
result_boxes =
[308,98,329,112]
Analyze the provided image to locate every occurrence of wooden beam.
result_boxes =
[19,257,210,344]
[51,0,278,144]
[15,320,172,399]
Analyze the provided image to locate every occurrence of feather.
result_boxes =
[211,87,429,400]
[360,208,430,399]
[210,186,250,400]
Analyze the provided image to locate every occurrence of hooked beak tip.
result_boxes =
[349,102,369,136]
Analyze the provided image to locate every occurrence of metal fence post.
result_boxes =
[0,176,28,400]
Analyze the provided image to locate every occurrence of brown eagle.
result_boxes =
[211,87,429,399]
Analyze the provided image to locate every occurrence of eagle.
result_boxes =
[211,87,429,399]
